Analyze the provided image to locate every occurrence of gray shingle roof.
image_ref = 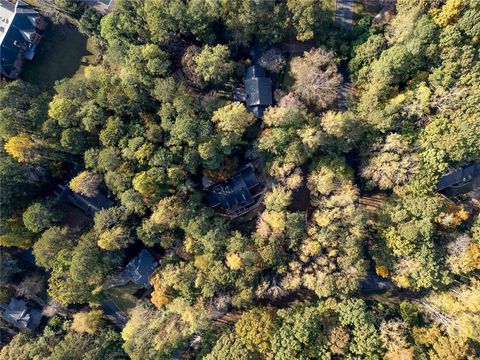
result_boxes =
[245,64,266,79]
[204,164,262,218]
[436,163,480,192]
[55,183,113,216]
[121,249,158,289]
[1,298,42,331]
[243,65,272,118]
[245,78,273,107]
[1,0,40,77]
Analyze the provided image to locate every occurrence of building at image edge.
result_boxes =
[0,0,45,79]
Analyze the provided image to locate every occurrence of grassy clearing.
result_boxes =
[76,37,101,77]
[21,22,95,90]
[105,282,143,314]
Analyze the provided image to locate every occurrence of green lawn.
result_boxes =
[21,23,93,90]
[105,282,143,314]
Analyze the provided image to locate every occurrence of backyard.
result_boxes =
[105,282,144,315]
[21,22,98,90]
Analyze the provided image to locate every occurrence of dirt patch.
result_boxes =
[57,203,91,231]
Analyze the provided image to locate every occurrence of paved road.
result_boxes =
[335,0,354,30]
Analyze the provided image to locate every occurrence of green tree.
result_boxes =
[33,226,73,269]
[336,298,382,358]
[70,234,116,287]
[235,307,277,355]
[211,103,255,137]
[0,81,47,140]
[0,333,33,360]
[120,189,146,215]
[60,128,92,154]
[272,306,330,360]
[263,185,292,211]
[193,45,235,84]
[22,202,55,233]
[0,152,45,216]
[205,331,257,360]
[0,216,36,248]
[98,225,132,250]
[361,134,420,190]
[69,171,103,197]
[49,330,126,360]
[79,7,102,35]
[122,304,196,360]
[286,0,318,41]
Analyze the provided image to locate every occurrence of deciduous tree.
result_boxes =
[291,48,342,110]
[193,45,235,84]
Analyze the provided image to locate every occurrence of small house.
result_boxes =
[121,249,159,289]
[436,163,480,195]
[234,65,273,118]
[0,0,45,78]
[0,298,42,331]
[204,164,265,219]
[244,65,273,118]
[54,183,113,216]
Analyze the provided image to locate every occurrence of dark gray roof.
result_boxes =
[1,298,42,331]
[245,64,266,78]
[243,65,272,118]
[245,78,273,107]
[0,0,40,77]
[207,176,254,209]
[204,164,262,218]
[121,249,158,289]
[436,163,480,192]
[55,184,113,216]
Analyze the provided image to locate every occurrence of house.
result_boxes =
[0,0,45,79]
[120,249,159,289]
[244,65,273,118]
[203,164,265,219]
[436,163,480,195]
[54,183,113,216]
[0,298,42,331]
[101,249,159,329]
[235,65,273,118]
[104,249,160,290]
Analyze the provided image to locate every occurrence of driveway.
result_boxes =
[102,299,128,329]
[335,0,354,30]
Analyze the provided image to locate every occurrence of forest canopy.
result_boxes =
[1,0,479,359]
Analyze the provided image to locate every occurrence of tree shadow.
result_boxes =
[21,22,91,91]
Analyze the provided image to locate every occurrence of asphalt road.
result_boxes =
[335,0,354,30]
